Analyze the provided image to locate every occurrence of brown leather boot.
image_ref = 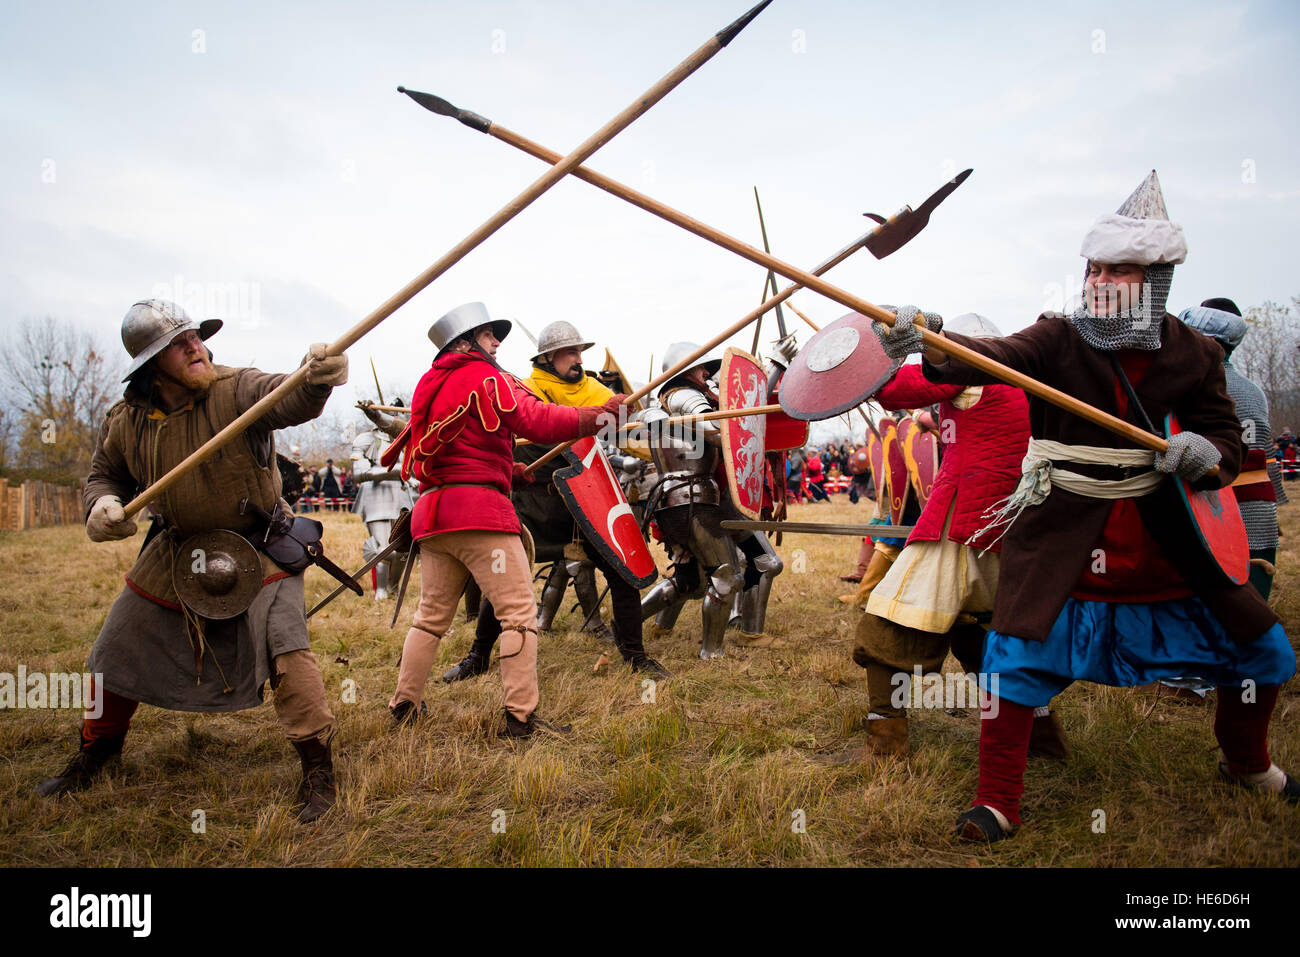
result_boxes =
[35,731,125,797]
[1027,711,1071,761]
[292,738,336,823]
[857,716,909,763]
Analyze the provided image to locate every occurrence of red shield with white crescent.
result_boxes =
[1166,413,1250,585]
[905,426,939,508]
[720,348,768,520]
[554,436,658,588]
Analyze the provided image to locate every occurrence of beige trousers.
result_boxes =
[390,531,539,721]
[271,649,335,745]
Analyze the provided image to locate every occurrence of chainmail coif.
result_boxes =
[1068,262,1173,351]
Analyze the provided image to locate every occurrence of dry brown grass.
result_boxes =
[1,498,1296,867]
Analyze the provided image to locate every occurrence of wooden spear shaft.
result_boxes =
[473,120,1174,459]
[617,402,781,432]
[522,219,899,475]
[119,0,771,519]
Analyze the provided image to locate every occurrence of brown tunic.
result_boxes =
[84,365,331,605]
[925,313,1277,644]
[82,365,332,710]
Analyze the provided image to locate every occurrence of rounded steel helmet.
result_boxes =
[946,313,1003,339]
[530,323,595,364]
[121,299,222,382]
[660,341,721,378]
[426,302,512,356]
[532,320,595,362]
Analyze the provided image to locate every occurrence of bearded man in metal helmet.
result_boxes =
[442,319,669,683]
[384,303,626,737]
[36,299,348,823]
[877,171,1298,842]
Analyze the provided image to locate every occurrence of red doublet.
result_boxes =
[385,352,595,540]
[875,365,1030,552]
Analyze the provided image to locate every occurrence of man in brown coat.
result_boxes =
[35,299,348,823]
[875,171,1297,841]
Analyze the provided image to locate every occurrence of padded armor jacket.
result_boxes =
[388,351,603,540]
[876,364,1030,551]
[83,365,332,607]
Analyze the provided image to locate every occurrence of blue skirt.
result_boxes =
[980,597,1296,708]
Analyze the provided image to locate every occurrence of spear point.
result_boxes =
[716,0,773,47]
[397,86,491,133]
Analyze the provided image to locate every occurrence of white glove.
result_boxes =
[87,495,138,542]
[303,343,348,386]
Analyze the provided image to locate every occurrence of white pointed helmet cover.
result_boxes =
[1079,170,1187,266]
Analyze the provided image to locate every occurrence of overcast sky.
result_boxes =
[3,0,1298,444]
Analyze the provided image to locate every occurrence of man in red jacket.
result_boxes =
[849,315,1057,761]
[384,302,623,737]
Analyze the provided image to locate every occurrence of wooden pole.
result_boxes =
[476,120,1175,458]
[618,402,781,432]
[119,1,771,519]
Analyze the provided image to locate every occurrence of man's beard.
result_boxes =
[167,357,218,393]
[560,363,584,383]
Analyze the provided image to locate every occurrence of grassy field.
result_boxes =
[1,497,1296,867]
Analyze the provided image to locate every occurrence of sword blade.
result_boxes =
[306,538,402,619]
[390,541,420,628]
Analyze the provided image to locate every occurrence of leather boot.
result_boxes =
[838,545,897,605]
[856,716,909,763]
[441,650,491,684]
[500,709,572,739]
[1027,710,1071,761]
[292,737,336,824]
[35,731,125,797]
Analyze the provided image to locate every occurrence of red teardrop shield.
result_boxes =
[881,419,912,524]
[905,425,939,508]
[719,348,768,520]
[778,311,902,421]
[554,436,658,588]
[765,369,810,452]
[1166,413,1250,585]
[870,419,891,514]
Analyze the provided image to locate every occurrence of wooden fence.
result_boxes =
[0,481,85,531]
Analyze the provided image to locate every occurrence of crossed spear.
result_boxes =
[124,1,1201,521]
[400,90,1197,473]
[120,0,773,519]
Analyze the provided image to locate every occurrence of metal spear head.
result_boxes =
[861,168,973,259]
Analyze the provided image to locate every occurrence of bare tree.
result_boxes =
[276,410,359,471]
[0,317,126,484]
[1235,297,1300,433]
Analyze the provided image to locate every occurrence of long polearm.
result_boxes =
[119,0,772,519]
[410,98,1183,461]
[617,402,782,432]
[398,99,928,477]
